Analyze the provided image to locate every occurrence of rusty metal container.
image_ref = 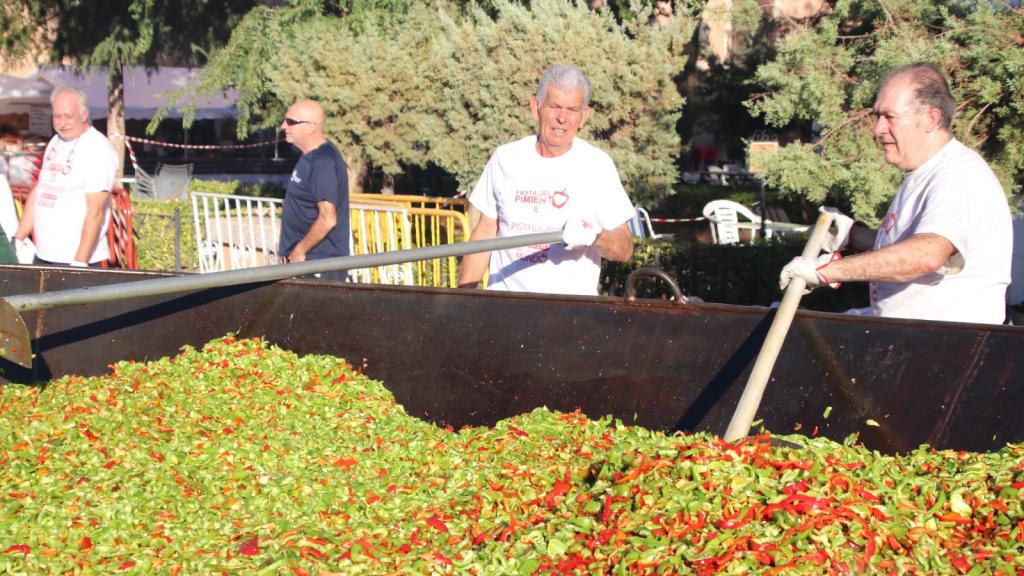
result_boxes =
[2,265,1021,454]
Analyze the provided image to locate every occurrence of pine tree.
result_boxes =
[747,0,1023,223]
[167,0,696,204]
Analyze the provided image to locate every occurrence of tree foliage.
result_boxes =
[432,0,695,201]
[171,0,695,205]
[680,0,777,161]
[0,0,256,73]
[0,0,256,173]
[747,0,1024,224]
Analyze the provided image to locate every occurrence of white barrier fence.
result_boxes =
[190,192,414,284]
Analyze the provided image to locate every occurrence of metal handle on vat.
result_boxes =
[623,267,689,305]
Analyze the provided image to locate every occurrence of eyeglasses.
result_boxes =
[283,117,312,126]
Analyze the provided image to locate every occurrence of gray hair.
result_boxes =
[536,64,591,108]
[50,86,89,115]
[881,62,957,130]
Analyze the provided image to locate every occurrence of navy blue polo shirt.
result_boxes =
[279,141,350,260]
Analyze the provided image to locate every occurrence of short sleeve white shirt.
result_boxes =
[33,126,118,264]
[469,136,635,295]
[870,139,1012,324]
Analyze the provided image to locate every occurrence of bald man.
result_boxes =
[278,99,350,281]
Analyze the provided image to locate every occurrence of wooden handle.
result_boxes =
[723,209,835,442]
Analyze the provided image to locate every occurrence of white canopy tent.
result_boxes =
[0,75,54,115]
[29,66,236,120]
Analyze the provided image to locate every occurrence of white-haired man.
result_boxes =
[13,86,117,267]
[458,64,635,295]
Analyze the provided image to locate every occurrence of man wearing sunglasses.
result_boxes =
[278,99,350,281]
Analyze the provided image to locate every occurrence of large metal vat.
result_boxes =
[2,265,1021,454]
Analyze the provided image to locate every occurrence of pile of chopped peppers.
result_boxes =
[1,336,1022,574]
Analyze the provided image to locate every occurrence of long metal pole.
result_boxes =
[3,231,563,313]
[173,207,182,271]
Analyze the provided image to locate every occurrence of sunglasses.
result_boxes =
[283,117,312,126]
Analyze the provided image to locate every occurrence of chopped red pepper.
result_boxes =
[426,516,448,532]
[238,536,259,556]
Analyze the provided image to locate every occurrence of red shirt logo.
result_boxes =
[881,213,897,236]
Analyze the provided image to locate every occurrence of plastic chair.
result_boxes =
[153,163,193,200]
[706,165,727,186]
[702,199,770,244]
[627,207,658,239]
[129,165,156,198]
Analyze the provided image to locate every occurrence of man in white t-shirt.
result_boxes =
[13,86,118,268]
[780,62,1012,324]
[457,64,635,295]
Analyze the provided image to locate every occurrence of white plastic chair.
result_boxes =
[153,163,193,200]
[702,199,770,244]
[706,165,727,186]
[129,166,156,199]
[627,207,658,239]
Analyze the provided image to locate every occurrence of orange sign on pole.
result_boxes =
[747,140,779,175]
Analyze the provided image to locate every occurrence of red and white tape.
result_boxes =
[650,216,705,223]
[122,135,279,151]
[117,134,280,177]
[122,138,146,176]
[123,138,142,176]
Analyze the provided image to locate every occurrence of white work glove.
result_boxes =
[562,218,599,251]
[810,207,855,253]
[779,252,842,294]
[69,260,88,268]
[13,237,35,264]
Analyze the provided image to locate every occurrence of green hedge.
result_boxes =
[131,200,197,272]
[130,180,286,272]
[651,183,762,217]
[188,179,285,199]
[601,237,869,313]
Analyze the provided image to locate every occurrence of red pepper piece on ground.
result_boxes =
[427,516,448,533]
[238,536,259,556]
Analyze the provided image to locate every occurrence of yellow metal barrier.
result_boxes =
[347,203,470,287]
[349,194,473,287]
[349,203,414,285]
[349,194,471,287]
[350,193,468,212]
[406,206,471,288]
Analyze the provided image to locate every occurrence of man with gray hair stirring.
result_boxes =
[780,62,1012,324]
[458,64,635,295]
